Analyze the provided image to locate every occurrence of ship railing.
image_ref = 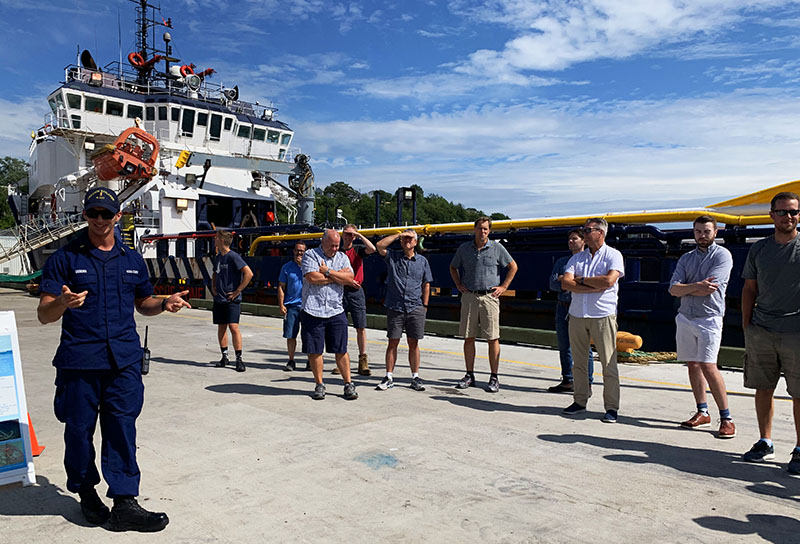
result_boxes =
[0,214,87,267]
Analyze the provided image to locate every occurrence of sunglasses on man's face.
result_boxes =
[85,208,116,220]
[771,209,800,217]
[583,227,601,234]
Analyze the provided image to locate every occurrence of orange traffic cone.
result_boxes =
[27,413,45,456]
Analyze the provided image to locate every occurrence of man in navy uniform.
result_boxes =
[38,187,191,532]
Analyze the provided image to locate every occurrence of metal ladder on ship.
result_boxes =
[0,215,87,268]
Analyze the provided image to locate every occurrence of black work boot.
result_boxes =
[78,487,110,525]
[108,496,169,532]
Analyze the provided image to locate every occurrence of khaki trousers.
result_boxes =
[568,315,620,411]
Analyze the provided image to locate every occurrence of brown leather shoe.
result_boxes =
[718,418,736,438]
[547,380,574,393]
[680,411,711,428]
[331,365,341,375]
[358,353,371,376]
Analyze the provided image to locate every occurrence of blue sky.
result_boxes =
[2,0,800,218]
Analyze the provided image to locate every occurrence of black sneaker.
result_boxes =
[375,376,394,391]
[410,377,425,391]
[789,450,800,474]
[215,356,228,368]
[601,409,618,423]
[455,373,476,389]
[108,497,169,532]
[742,440,775,462]
[235,358,246,372]
[486,376,500,393]
[548,380,574,393]
[79,487,110,525]
[563,402,587,415]
[343,382,358,400]
[312,383,326,400]
[283,360,296,372]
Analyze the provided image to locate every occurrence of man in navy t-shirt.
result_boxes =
[211,230,253,372]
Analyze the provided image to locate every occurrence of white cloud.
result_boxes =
[0,97,47,160]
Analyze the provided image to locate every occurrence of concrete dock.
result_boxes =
[0,287,798,543]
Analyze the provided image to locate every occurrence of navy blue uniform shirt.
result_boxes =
[213,250,247,303]
[41,232,153,370]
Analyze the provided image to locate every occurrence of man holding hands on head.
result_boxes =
[375,229,433,391]
[38,187,191,532]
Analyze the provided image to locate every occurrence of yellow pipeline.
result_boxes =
[248,209,772,256]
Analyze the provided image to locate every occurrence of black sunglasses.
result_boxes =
[583,227,601,233]
[85,208,116,220]
[771,209,800,217]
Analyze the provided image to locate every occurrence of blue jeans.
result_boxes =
[555,303,594,383]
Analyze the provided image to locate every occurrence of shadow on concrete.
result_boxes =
[694,514,800,542]
[429,395,567,417]
[538,433,800,502]
[0,475,93,527]
[205,383,311,397]
[150,356,211,368]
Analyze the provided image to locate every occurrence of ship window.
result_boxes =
[210,114,222,140]
[106,100,124,117]
[146,106,155,121]
[55,93,65,109]
[278,149,286,160]
[158,106,168,121]
[224,117,233,131]
[127,105,144,119]
[66,93,82,109]
[171,108,180,122]
[253,127,266,141]
[267,130,279,143]
[48,98,57,115]
[71,115,82,129]
[197,112,208,126]
[85,96,104,113]
[237,125,251,139]
[280,133,291,146]
[181,109,195,136]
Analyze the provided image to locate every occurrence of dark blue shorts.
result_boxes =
[301,311,349,355]
[212,301,241,324]
[283,305,301,339]
[342,287,367,329]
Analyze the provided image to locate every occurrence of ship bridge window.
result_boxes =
[85,96,104,113]
[158,106,168,121]
[66,93,82,109]
[171,108,180,122]
[236,125,251,139]
[127,105,144,119]
[281,133,291,146]
[224,118,233,131]
[71,115,82,129]
[48,98,57,115]
[253,127,266,141]
[210,114,222,141]
[267,130,279,143]
[146,106,155,121]
[106,100,124,117]
[197,112,208,126]
[181,109,195,136]
[278,149,286,160]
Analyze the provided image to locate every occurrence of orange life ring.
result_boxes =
[180,64,195,77]
[128,52,145,68]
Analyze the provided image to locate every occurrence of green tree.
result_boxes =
[0,157,29,229]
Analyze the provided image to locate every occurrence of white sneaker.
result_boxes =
[375,376,394,391]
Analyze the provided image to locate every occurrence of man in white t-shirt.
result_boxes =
[561,218,625,423]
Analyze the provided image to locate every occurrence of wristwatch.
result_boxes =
[324,268,331,278]
[160,298,167,311]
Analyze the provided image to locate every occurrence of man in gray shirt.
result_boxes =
[449,216,518,393]
[301,229,359,401]
[669,215,734,438]
[740,191,800,471]
[375,229,433,392]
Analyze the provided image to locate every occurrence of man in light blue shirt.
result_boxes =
[562,218,624,423]
[669,215,735,438]
[279,241,306,371]
[301,230,359,401]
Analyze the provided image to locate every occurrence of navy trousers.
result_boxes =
[54,363,144,497]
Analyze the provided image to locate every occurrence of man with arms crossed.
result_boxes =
[302,229,359,400]
[741,191,800,472]
[337,224,377,376]
[561,218,624,423]
[669,215,735,438]
[450,216,518,392]
[212,230,253,372]
[279,241,306,371]
[38,187,190,531]
[548,228,594,393]
[375,229,433,391]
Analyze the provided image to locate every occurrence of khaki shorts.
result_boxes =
[459,291,500,340]
[743,323,800,397]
